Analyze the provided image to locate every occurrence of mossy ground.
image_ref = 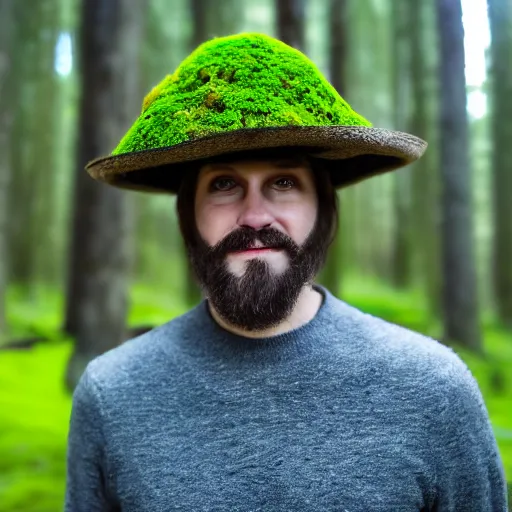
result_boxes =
[113,33,371,156]
[1,278,511,511]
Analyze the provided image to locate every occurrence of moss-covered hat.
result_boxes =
[86,33,427,194]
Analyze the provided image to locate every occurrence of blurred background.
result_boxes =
[0,0,511,509]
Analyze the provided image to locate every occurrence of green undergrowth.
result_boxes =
[0,279,510,511]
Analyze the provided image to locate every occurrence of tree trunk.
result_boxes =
[190,0,208,48]
[31,1,60,285]
[190,0,244,47]
[318,0,347,297]
[0,0,15,343]
[64,0,145,390]
[409,0,442,318]
[7,1,59,288]
[276,0,306,51]
[436,0,482,351]
[390,0,413,289]
[487,0,512,328]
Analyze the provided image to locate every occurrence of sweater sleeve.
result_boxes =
[432,360,508,511]
[64,366,117,512]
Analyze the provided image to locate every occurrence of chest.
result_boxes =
[108,379,434,511]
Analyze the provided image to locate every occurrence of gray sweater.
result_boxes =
[65,285,508,511]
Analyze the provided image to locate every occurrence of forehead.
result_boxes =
[198,155,312,178]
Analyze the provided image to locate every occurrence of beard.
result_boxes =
[186,224,328,332]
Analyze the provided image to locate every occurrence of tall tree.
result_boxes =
[65,0,145,390]
[487,0,512,328]
[390,0,413,289]
[190,0,208,48]
[318,0,348,297]
[409,0,442,318]
[134,0,185,296]
[436,0,482,351]
[0,0,15,342]
[190,0,244,47]
[7,0,60,288]
[276,0,306,51]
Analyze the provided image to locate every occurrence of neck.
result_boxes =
[207,284,323,338]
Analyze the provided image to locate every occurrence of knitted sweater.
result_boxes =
[65,285,508,511]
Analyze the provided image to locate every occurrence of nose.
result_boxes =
[237,186,274,230]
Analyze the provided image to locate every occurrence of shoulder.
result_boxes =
[339,302,497,441]
[335,297,465,367]
[332,297,479,397]
[83,306,196,390]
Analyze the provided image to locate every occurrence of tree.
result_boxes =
[390,0,413,289]
[0,0,15,343]
[276,0,306,51]
[409,0,442,318]
[6,0,60,288]
[64,0,145,390]
[487,0,512,328]
[190,0,244,47]
[390,0,442,314]
[436,0,482,351]
[190,0,208,48]
[318,0,348,297]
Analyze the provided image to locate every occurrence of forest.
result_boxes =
[0,0,511,509]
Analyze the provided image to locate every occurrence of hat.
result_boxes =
[86,33,427,194]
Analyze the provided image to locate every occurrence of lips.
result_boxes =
[232,247,280,254]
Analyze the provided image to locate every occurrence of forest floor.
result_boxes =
[0,278,511,511]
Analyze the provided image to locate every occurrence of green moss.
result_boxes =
[113,33,371,156]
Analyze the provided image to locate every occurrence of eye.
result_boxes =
[273,177,296,190]
[210,177,237,192]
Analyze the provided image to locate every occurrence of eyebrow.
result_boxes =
[204,159,307,173]
[204,164,235,173]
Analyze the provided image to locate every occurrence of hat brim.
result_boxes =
[86,125,427,194]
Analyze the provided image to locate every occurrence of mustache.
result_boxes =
[207,227,300,259]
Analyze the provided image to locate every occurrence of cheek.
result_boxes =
[280,201,317,244]
[195,203,236,246]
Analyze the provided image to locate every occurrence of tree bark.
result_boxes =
[276,0,306,51]
[190,0,208,48]
[409,0,442,318]
[487,0,512,328]
[0,0,14,343]
[64,0,145,390]
[436,0,482,351]
[391,0,413,289]
[7,1,59,288]
[31,1,60,285]
[190,0,244,47]
[318,0,347,297]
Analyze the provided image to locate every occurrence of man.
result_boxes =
[65,33,508,511]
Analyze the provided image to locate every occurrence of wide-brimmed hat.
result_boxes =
[86,33,427,194]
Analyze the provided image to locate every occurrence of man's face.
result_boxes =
[189,156,322,331]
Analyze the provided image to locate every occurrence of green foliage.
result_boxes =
[0,281,510,511]
[0,342,72,511]
[342,273,438,337]
[6,285,63,341]
[128,283,189,326]
[113,33,371,155]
